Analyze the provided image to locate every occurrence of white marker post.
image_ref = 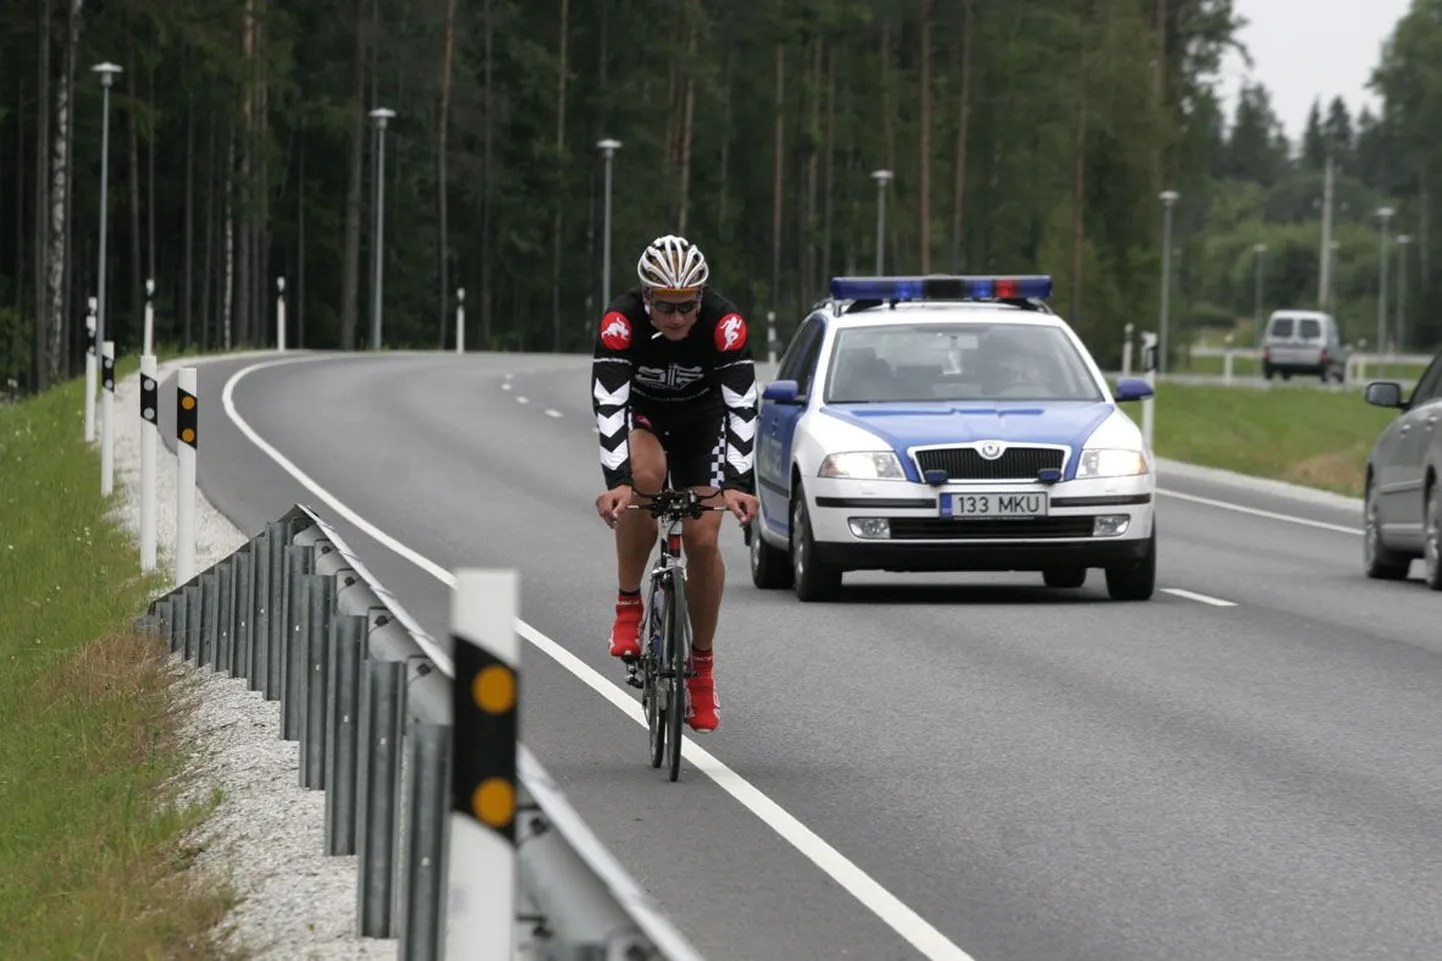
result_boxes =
[1140,330,1158,452]
[100,341,115,496]
[143,278,155,355]
[84,297,97,442]
[446,569,519,960]
[175,367,198,586]
[766,310,777,364]
[1121,322,1134,377]
[139,355,159,572]
[455,287,465,354]
[1222,333,1234,387]
[277,276,287,352]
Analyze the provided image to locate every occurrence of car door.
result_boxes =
[758,318,822,529]
[1388,357,1442,540]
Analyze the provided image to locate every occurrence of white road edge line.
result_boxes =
[1161,588,1237,608]
[220,355,976,961]
[1156,487,1364,536]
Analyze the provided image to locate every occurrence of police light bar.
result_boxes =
[829,275,1053,302]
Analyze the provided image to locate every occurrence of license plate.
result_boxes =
[941,492,1048,519]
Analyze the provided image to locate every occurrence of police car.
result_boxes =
[746,274,1158,602]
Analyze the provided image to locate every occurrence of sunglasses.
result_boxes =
[651,299,699,315]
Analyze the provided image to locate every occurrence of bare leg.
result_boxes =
[681,486,725,653]
[616,428,666,591]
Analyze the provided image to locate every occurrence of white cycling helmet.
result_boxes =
[637,234,709,292]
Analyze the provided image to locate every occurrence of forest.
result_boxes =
[2,0,1440,396]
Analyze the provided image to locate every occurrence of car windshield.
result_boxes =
[823,321,1104,403]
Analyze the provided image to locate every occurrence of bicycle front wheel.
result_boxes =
[664,572,691,782]
[645,578,666,769]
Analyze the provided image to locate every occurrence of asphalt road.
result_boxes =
[162,351,1442,961]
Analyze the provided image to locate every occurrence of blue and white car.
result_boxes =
[745,274,1158,602]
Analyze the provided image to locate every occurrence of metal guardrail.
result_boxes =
[134,502,708,961]
[1185,345,1434,365]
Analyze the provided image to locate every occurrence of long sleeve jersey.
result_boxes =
[591,286,759,493]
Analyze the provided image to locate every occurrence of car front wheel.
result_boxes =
[1105,526,1156,601]
[791,489,841,602]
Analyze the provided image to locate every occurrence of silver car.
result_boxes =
[1261,310,1348,383]
[1363,351,1442,588]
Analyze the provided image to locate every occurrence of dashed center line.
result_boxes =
[1162,587,1237,607]
[544,409,562,418]
[516,396,529,404]
[501,382,512,391]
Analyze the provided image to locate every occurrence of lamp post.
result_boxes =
[91,63,122,381]
[871,169,893,274]
[1396,234,1411,355]
[369,107,396,351]
[1157,190,1178,374]
[1375,205,1394,356]
[1253,243,1268,347]
[597,138,622,307]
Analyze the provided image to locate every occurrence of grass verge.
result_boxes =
[0,371,242,959]
[1149,382,1397,498]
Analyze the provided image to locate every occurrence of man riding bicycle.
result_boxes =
[592,234,760,733]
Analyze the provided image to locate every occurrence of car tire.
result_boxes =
[1364,478,1410,581]
[1424,484,1441,592]
[749,517,793,590]
[790,488,841,602]
[1042,566,1087,588]
[1105,526,1156,601]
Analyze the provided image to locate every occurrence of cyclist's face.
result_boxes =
[648,290,700,339]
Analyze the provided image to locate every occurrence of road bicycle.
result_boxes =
[621,486,727,782]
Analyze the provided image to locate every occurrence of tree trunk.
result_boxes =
[60,0,79,375]
[33,0,51,392]
[717,49,731,231]
[199,111,215,349]
[481,0,494,347]
[919,0,933,273]
[437,0,456,348]
[298,138,306,346]
[339,0,366,349]
[950,0,973,272]
[223,123,235,349]
[822,45,836,285]
[1070,0,1090,327]
[147,60,155,293]
[44,0,80,383]
[550,0,569,351]
[184,91,194,345]
[770,44,785,316]
[126,62,141,345]
[805,36,821,297]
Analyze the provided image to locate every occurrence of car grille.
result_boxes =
[914,446,1066,481]
[886,517,1096,540]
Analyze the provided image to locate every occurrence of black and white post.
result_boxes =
[175,367,198,585]
[1140,331,1158,451]
[143,278,155,355]
[139,354,159,572]
[455,287,465,354]
[101,341,115,496]
[446,568,520,959]
[277,276,287,352]
[84,297,97,442]
[369,107,396,351]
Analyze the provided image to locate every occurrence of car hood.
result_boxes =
[818,400,1115,481]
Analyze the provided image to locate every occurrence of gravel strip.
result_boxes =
[109,354,397,959]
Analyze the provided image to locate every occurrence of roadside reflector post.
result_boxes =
[140,354,159,571]
[143,278,155,355]
[100,341,115,496]
[1222,333,1234,387]
[277,276,287,352]
[175,367,198,586]
[445,569,519,960]
[767,310,777,365]
[1121,322,1134,377]
[455,287,465,354]
[1141,331,1158,452]
[84,298,98,442]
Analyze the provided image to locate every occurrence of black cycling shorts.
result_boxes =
[628,404,727,491]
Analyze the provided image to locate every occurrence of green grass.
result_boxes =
[0,372,244,959]
[1149,382,1398,498]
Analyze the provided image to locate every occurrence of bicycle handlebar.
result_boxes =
[625,488,732,520]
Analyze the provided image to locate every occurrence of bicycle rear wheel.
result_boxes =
[664,572,691,782]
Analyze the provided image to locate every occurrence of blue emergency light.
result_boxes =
[829,274,1053,302]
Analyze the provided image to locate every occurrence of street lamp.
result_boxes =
[91,63,121,372]
[369,107,396,351]
[1253,243,1268,347]
[1157,191,1178,373]
[1327,240,1340,316]
[871,169,893,274]
[1376,205,1394,355]
[597,138,622,308]
[1396,234,1412,354]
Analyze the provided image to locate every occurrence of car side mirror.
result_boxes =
[763,379,805,405]
[1114,376,1154,403]
[1364,381,1404,409]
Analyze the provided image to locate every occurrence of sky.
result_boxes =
[1215,0,1414,143]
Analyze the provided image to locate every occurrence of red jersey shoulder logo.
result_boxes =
[716,313,747,352]
[600,311,632,350]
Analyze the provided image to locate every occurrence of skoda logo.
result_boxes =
[978,442,1004,460]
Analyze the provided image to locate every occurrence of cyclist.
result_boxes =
[592,234,759,733]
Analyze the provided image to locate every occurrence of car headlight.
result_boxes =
[818,452,906,480]
[1075,448,1148,478]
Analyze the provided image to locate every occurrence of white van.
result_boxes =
[1261,310,1348,383]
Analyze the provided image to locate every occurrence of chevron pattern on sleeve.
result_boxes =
[716,358,758,493]
[593,357,633,488]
